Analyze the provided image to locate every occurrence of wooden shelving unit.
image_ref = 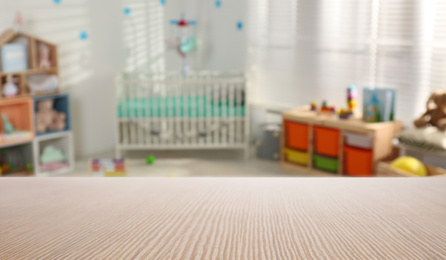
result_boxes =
[281,107,402,177]
[0,29,73,177]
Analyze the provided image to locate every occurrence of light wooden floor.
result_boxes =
[64,149,307,177]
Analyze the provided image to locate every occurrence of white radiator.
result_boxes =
[115,71,249,157]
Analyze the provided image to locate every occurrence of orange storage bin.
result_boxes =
[344,146,373,177]
[313,126,340,157]
[285,121,309,151]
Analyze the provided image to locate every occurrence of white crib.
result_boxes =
[115,71,249,157]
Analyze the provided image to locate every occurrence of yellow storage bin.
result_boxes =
[285,148,308,166]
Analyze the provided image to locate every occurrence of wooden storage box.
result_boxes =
[344,146,373,177]
[377,161,446,177]
[313,126,340,157]
[284,148,308,166]
[284,121,309,151]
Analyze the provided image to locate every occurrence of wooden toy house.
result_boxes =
[0,30,73,176]
[0,29,59,98]
[281,107,402,177]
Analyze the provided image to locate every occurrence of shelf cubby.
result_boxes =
[0,142,34,176]
[0,97,34,148]
[34,93,70,136]
[33,131,74,176]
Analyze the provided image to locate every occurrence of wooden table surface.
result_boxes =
[1,178,445,259]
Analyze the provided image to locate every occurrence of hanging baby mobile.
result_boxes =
[167,14,197,75]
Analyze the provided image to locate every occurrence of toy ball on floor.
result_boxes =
[390,156,427,177]
[146,155,155,165]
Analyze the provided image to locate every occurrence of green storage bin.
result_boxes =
[313,155,338,173]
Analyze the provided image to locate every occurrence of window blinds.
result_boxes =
[247,0,446,124]
[122,0,165,72]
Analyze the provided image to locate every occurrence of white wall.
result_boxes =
[0,0,247,158]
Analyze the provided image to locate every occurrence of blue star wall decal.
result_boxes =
[124,7,131,16]
[79,30,88,40]
[237,21,243,30]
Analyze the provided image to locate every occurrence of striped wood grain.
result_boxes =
[0,178,445,259]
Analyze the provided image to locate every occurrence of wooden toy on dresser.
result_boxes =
[281,107,402,177]
[0,29,74,176]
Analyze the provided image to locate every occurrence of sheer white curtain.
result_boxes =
[248,0,446,124]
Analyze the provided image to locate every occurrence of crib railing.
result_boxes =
[115,71,249,157]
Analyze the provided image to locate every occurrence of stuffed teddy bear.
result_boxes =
[36,99,66,133]
[414,90,446,131]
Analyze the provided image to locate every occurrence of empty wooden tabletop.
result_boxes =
[1,178,445,259]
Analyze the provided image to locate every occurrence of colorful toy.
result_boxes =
[90,158,126,177]
[347,85,357,112]
[2,75,19,98]
[319,100,336,114]
[146,155,155,165]
[0,144,33,175]
[168,14,197,74]
[2,114,15,134]
[390,156,427,177]
[36,99,66,134]
[310,102,317,111]
[338,109,352,119]
[414,90,446,131]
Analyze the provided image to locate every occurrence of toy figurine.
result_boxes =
[38,43,52,69]
[36,99,66,133]
[1,114,15,134]
[339,108,352,119]
[310,102,317,111]
[414,90,446,131]
[319,100,336,114]
[2,75,19,98]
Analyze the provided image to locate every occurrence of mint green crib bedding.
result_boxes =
[118,97,245,118]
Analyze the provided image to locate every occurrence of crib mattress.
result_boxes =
[1,178,446,259]
[118,97,245,118]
